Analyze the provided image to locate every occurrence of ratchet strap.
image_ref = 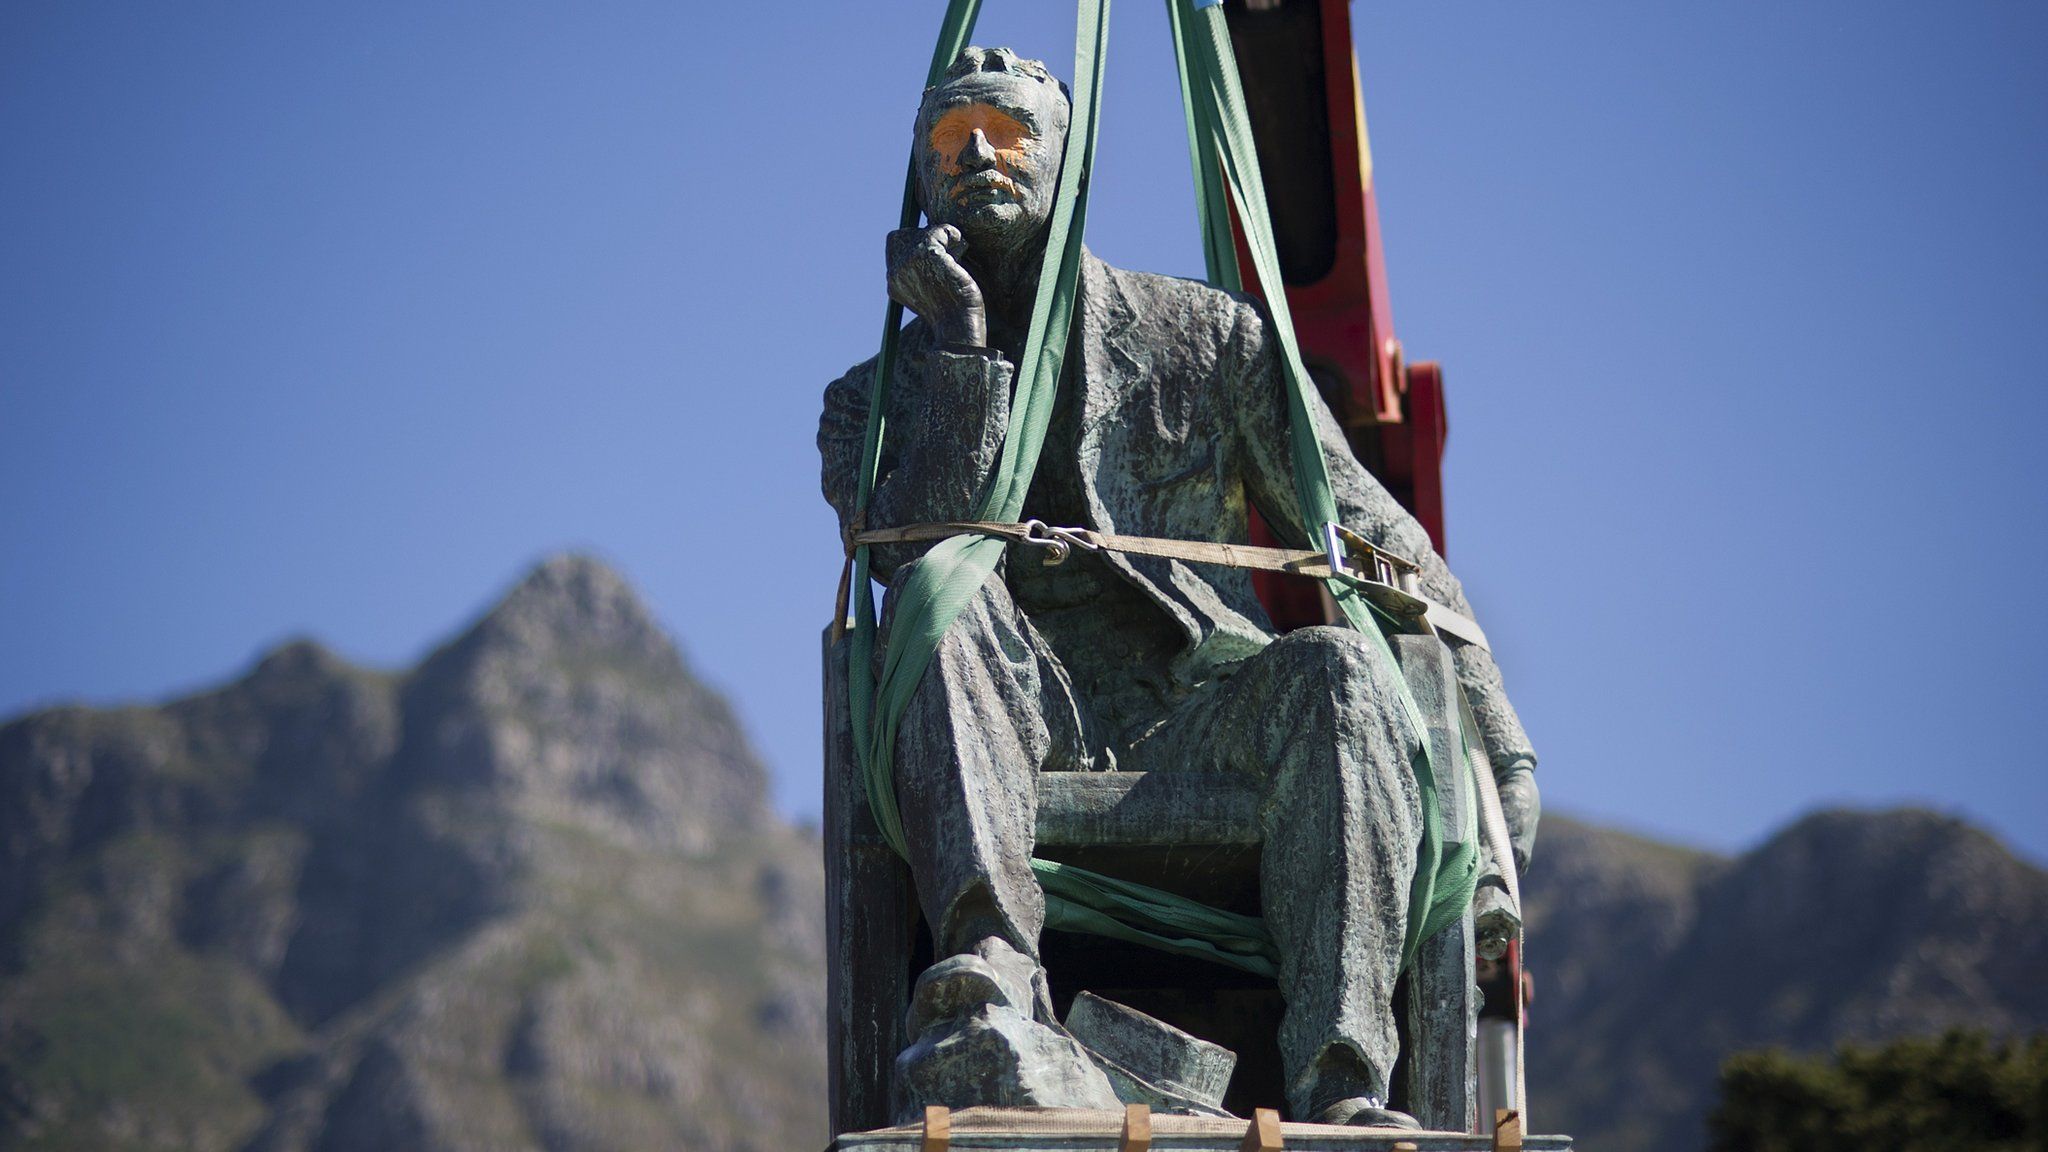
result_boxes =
[850,518,1491,651]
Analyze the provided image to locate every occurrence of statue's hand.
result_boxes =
[1497,761,1540,874]
[887,224,988,348]
[1474,885,1521,961]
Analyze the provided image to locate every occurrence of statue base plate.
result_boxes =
[829,1107,1571,1152]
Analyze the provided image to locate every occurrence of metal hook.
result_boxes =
[1019,520,1101,566]
[1019,519,1072,565]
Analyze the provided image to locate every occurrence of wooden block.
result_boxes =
[1120,1103,1153,1152]
[1239,1107,1283,1152]
[1492,1108,1523,1152]
[921,1105,950,1152]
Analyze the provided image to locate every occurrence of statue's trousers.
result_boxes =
[886,559,1425,1115]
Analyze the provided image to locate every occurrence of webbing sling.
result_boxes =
[844,0,987,862]
[1165,0,1479,963]
[845,0,1475,978]
[843,0,1270,975]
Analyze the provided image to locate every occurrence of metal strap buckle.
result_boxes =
[1020,520,1100,566]
[1322,522,1418,591]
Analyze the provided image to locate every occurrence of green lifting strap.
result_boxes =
[846,0,1102,859]
[1164,0,1479,965]
[845,0,1476,980]
[845,0,989,861]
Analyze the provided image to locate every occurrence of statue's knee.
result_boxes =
[1269,626,1382,688]
[1264,626,1412,742]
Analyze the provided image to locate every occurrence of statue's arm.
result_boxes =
[818,340,1014,582]
[1222,300,1542,868]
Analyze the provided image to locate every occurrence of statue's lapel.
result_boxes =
[1074,250,1140,531]
[1075,254,1140,420]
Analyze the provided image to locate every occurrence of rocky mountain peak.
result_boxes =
[399,554,768,855]
[0,558,825,1152]
[246,638,355,684]
[451,553,677,672]
[1728,807,2033,918]
[1526,806,2048,1152]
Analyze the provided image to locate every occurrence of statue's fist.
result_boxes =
[1497,762,1540,875]
[1475,887,1521,962]
[887,224,987,348]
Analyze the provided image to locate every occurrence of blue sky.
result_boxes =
[4,3,2044,862]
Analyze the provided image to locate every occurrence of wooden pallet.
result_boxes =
[831,1106,1569,1152]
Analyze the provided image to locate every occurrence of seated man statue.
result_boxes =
[819,47,1539,1128]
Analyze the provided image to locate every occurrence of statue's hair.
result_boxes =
[920,46,1071,128]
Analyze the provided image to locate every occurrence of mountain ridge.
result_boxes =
[0,554,824,1152]
[1524,805,2048,1150]
[2,555,2041,1152]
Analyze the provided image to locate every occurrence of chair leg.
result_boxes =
[1404,912,1478,1132]
[826,630,920,1134]
[1388,634,1479,1132]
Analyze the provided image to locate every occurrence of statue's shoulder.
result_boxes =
[1085,253,1258,357]
[1088,252,1247,313]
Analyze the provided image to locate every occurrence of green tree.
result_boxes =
[1707,1030,2048,1152]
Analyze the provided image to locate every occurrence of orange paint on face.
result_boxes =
[927,104,1034,179]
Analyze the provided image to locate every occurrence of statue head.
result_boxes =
[913,48,1071,257]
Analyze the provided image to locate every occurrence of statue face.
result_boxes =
[915,75,1067,253]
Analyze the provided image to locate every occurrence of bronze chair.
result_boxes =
[823,627,1486,1133]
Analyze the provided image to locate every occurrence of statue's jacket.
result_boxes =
[821,251,1536,774]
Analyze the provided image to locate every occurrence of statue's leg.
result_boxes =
[883,562,1118,1115]
[885,559,1086,964]
[1132,626,1423,1120]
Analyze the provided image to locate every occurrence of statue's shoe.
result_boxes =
[1311,1098,1422,1130]
[895,1000,1121,1117]
[906,936,1041,1039]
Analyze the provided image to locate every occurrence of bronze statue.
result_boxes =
[819,47,1539,1128]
